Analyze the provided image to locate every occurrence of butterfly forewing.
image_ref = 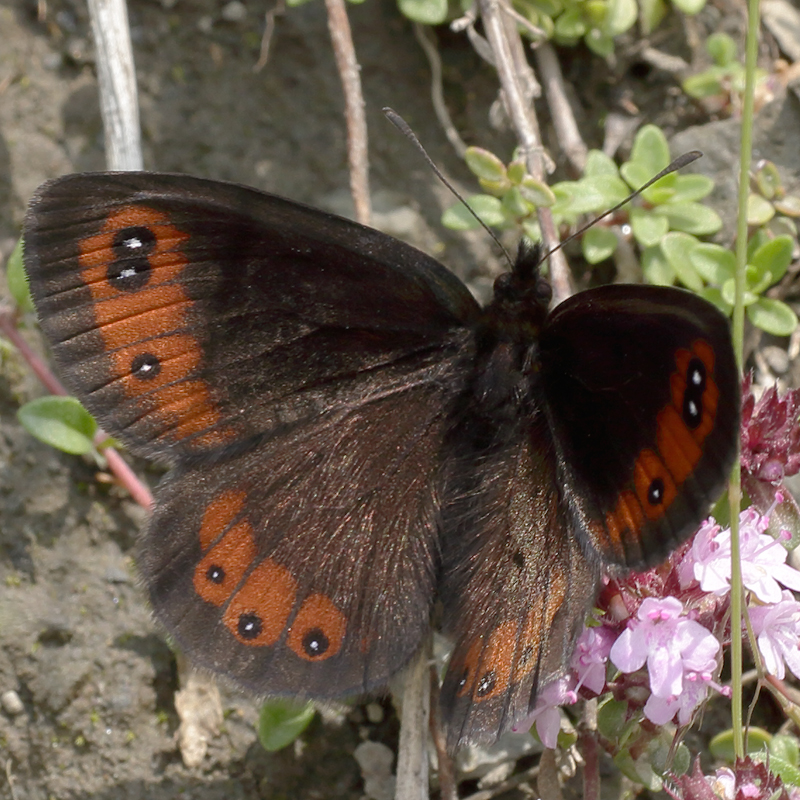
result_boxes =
[23,172,480,462]
[539,285,739,570]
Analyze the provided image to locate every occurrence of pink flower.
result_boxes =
[610,597,687,697]
[571,626,615,695]
[750,590,800,680]
[689,507,800,603]
[515,677,577,749]
[609,597,723,725]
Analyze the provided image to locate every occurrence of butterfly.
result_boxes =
[22,171,740,749]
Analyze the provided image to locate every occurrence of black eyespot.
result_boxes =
[648,478,665,505]
[131,352,161,380]
[238,612,262,640]
[108,227,156,291]
[512,551,525,569]
[476,671,496,697]
[682,357,706,429]
[302,628,329,657]
[458,668,470,689]
[206,565,225,585]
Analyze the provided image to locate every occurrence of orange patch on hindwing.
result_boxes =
[287,593,347,661]
[223,559,298,646]
[78,205,226,446]
[604,339,720,543]
[194,520,257,606]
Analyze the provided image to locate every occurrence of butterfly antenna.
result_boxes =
[383,107,515,269]
[540,150,703,264]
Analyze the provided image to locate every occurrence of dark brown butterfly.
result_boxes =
[22,172,739,748]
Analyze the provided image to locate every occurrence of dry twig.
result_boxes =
[324,0,372,224]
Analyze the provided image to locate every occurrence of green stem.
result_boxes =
[730,0,761,761]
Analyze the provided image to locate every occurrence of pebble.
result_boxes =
[1,690,24,716]
[221,1,247,21]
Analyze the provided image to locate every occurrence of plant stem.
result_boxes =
[324,0,372,225]
[729,0,761,762]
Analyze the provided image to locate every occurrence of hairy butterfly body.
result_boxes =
[23,172,739,748]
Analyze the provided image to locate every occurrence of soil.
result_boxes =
[1,0,799,797]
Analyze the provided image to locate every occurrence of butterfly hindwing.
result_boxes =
[140,376,467,697]
[437,374,598,748]
[539,285,740,570]
[23,172,480,461]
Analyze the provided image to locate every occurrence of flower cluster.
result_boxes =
[517,378,800,799]
[525,495,800,760]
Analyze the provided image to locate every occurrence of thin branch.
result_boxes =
[477,0,573,300]
[429,666,458,800]
[395,640,431,800]
[85,0,142,170]
[533,41,587,174]
[253,0,286,73]
[324,0,371,225]
[413,23,468,158]
[0,308,154,509]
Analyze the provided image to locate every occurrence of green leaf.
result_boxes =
[583,149,620,178]
[747,193,775,226]
[551,180,605,217]
[770,734,800,767]
[721,277,757,306]
[7,238,34,313]
[682,68,726,99]
[397,0,447,23]
[553,8,586,41]
[656,202,723,235]
[671,0,705,12]
[699,286,733,315]
[519,176,556,207]
[690,243,735,284]
[660,232,703,292]
[625,125,671,184]
[465,147,507,182]
[754,160,782,200]
[774,194,800,217]
[765,753,800,789]
[605,0,637,35]
[710,727,772,762]
[638,0,666,34]
[706,31,737,66]
[749,235,794,284]
[442,195,505,230]
[597,696,629,740]
[18,396,98,455]
[258,700,316,752]
[506,159,526,184]
[502,186,533,218]
[478,177,513,197]
[584,29,614,58]
[670,174,715,203]
[642,244,675,285]
[630,207,669,248]
[583,226,618,263]
[747,298,799,336]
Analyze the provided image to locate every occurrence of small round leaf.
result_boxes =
[747,299,799,337]
[465,147,508,182]
[18,396,98,455]
[583,226,618,264]
[7,238,34,313]
[258,700,316,752]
